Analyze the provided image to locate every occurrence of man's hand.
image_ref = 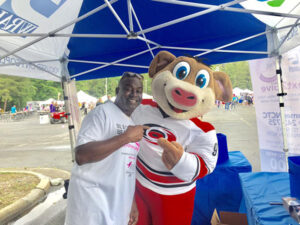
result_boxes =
[123,125,148,143]
[128,198,139,225]
[158,138,184,170]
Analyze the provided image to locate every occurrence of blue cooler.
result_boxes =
[288,156,300,199]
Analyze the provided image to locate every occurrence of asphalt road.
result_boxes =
[0,113,73,171]
[0,104,260,172]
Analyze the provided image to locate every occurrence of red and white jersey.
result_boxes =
[131,102,218,195]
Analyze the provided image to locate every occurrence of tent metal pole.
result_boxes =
[70,46,159,78]
[154,0,300,20]
[128,0,134,32]
[0,46,60,79]
[274,2,300,27]
[104,0,130,34]
[131,4,155,58]
[137,36,160,46]
[68,59,148,68]
[0,0,118,60]
[0,59,60,67]
[275,56,289,171]
[137,0,245,35]
[275,18,300,54]
[61,59,76,162]
[162,46,268,55]
[0,33,127,38]
[196,31,268,57]
[0,23,297,38]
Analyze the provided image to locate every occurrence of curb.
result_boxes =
[0,170,50,225]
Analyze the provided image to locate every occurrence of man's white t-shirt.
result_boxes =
[65,102,139,225]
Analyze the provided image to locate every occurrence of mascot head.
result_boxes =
[149,51,233,120]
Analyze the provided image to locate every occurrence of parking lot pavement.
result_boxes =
[204,104,260,171]
[0,113,73,171]
[0,105,260,172]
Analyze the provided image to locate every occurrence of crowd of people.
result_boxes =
[216,93,254,111]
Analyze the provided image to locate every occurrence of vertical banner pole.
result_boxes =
[276,56,289,171]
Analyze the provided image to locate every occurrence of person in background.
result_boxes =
[11,105,16,114]
[50,101,56,113]
[65,72,146,225]
[10,105,17,119]
[105,95,112,103]
[96,97,104,106]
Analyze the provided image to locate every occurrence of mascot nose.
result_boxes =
[171,87,197,107]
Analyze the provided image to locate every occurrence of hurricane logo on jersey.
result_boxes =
[143,124,176,145]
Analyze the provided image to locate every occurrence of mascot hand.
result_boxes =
[158,138,184,170]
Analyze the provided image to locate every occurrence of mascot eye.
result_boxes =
[173,62,190,80]
[195,70,210,89]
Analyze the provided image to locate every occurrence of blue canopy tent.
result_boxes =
[67,0,270,81]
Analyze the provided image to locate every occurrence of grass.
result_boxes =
[0,173,39,210]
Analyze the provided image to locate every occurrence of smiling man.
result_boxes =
[65,72,145,225]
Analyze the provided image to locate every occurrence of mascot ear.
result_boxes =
[213,71,233,102]
[148,51,176,78]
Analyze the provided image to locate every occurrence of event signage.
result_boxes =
[249,45,300,171]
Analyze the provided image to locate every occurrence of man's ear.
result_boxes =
[148,51,176,78]
[213,71,233,102]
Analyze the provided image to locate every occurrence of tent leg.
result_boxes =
[62,78,76,162]
[276,56,289,171]
[61,59,76,162]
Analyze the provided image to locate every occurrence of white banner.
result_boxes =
[0,0,83,80]
[241,0,300,55]
[250,45,300,172]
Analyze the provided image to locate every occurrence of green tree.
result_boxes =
[213,61,252,89]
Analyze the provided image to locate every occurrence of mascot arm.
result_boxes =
[170,151,201,182]
[170,129,218,182]
[186,129,218,178]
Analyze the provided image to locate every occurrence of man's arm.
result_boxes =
[76,125,145,165]
[128,197,138,225]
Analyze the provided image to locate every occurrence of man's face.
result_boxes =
[115,77,143,116]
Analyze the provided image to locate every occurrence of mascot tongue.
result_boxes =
[169,103,185,113]
[173,107,184,113]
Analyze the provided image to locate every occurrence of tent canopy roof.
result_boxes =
[0,0,299,81]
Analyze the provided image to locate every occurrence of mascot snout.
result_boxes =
[171,87,197,107]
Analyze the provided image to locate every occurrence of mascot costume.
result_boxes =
[131,51,232,225]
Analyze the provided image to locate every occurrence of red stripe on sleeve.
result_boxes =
[190,117,215,133]
[191,153,208,180]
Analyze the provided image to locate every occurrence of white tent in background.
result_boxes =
[77,90,97,103]
[243,89,254,94]
[232,87,243,96]
[42,98,55,105]
[101,95,115,102]
[143,93,153,99]
[102,93,152,102]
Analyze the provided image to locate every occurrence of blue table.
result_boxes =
[239,172,298,225]
[192,151,252,225]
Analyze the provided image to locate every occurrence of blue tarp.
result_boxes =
[239,172,298,225]
[192,151,252,225]
[67,0,268,80]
